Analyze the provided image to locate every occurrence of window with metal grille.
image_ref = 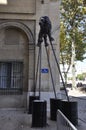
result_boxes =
[0,61,23,94]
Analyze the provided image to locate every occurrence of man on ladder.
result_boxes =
[36,16,69,101]
[37,16,54,47]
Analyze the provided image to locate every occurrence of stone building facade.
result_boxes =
[0,0,60,109]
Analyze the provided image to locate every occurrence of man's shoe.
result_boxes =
[50,37,54,41]
[37,42,41,47]
[45,43,48,47]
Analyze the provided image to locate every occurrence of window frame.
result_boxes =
[0,61,23,95]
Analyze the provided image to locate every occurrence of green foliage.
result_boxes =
[60,22,71,65]
[77,73,86,80]
[60,0,86,62]
[60,0,86,83]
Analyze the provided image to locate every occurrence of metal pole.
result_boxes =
[39,45,42,99]
[45,46,57,98]
[34,48,40,96]
[50,41,69,101]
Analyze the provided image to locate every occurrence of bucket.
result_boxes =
[32,100,47,127]
[28,95,39,114]
[50,98,62,121]
[60,100,78,126]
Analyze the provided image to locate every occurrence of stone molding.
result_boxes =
[0,21,34,44]
[0,0,36,14]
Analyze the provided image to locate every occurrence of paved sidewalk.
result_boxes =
[0,92,56,130]
[0,109,57,130]
[0,91,86,130]
[68,88,86,130]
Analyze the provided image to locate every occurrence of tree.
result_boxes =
[60,0,86,88]
[60,22,71,85]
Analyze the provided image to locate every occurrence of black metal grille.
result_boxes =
[0,62,23,95]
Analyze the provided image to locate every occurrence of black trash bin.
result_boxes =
[60,100,78,126]
[28,95,39,114]
[50,98,62,121]
[32,100,47,127]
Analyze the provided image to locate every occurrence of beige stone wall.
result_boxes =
[0,0,36,14]
[0,20,35,108]
[0,0,60,108]
[35,0,60,92]
[0,0,60,92]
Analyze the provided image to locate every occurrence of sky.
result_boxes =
[60,59,86,78]
[76,59,86,74]
[0,0,7,4]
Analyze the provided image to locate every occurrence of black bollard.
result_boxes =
[28,95,39,114]
[32,100,47,127]
[50,98,62,121]
[60,100,78,126]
